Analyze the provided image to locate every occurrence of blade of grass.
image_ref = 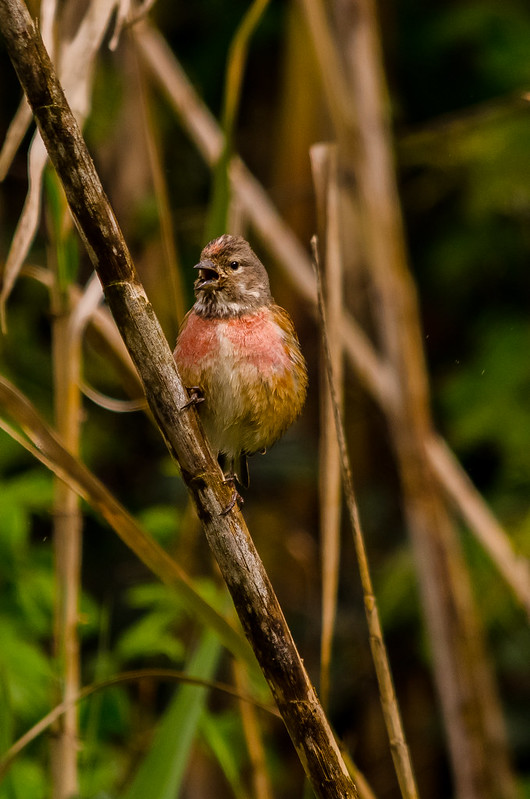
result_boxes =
[123,631,222,799]
[200,712,247,799]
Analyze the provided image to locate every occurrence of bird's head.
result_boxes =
[193,235,272,317]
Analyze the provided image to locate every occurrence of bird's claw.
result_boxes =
[220,475,244,515]
[180,386,205,411]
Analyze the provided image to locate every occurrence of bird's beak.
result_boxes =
[194,259,219,288]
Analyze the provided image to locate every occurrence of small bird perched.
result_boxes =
[174,234,307,493]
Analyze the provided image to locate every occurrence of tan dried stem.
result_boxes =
[0,0,56,178]
[232,660,274,799]
[0,0,120,320]
[49,190,95,799]
[21,264,145,400]
[132,33,186,325]
[311,143,343,712]
[313,236,419,799]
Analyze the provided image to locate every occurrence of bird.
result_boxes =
[174,234,307,497]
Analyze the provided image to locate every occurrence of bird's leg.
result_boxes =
[220,473,244,515]
[180,386,205,411]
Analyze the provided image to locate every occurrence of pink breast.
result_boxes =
[176,313,219,361]
[177,309,289,372]
[224,309,289,370]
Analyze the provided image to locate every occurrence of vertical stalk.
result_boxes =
[311,143,344,711]
[50,276,82,799]
[313,237,420,799]
[132,32,186,326]
[232,661,273,799]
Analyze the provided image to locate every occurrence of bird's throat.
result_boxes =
[194,289,265,319]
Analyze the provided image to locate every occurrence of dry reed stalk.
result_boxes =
[206,0,271,240]
[427,434,530,616]
[0,5,358,795]
[313,237,420,799]
[232,660,274,799]
[0,0,56,178]
[311,143,344,712]
[134,39,186,325]
[48,201,81,799]
[50,449,80,799]
[21,264,146,402]
[50,272,104,798]
[302,0,518,796]
[133,21,530,616]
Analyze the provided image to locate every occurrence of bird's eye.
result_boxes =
[229,261,239,270]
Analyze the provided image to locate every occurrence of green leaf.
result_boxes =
[0,471,53,513]
[44,167,79,291]
[117,612,184,664]
[0,758,46,799]
[200,711,247,799]
[122,630,222,799]
[0,617,52,722]
[136,505,182,545]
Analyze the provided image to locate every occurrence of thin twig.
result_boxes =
[0,667,280,780]
[312,236,419,799]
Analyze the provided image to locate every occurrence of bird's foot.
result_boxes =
[220,474,244,515]
[180,386,205,411]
